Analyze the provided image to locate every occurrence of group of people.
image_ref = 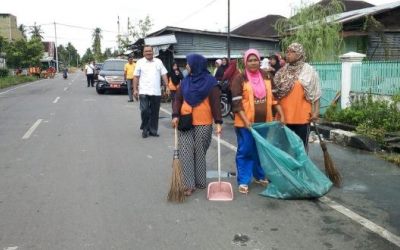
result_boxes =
[128,43,321,197]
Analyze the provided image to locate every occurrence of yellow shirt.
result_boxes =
[124,62,136,80]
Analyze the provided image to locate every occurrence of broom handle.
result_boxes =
[313,122,323,142]
[218,133,221,183]
[174,127,178,150]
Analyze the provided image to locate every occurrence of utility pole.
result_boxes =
[117,16,121,53]
[54,21,59,72]
[227,0,231,61]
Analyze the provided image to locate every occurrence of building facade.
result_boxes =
[0,14,23,41]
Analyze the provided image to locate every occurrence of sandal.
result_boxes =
[238,184,249,194]
[254,179,269,187]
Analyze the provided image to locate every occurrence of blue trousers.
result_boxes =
[235,127,265,186]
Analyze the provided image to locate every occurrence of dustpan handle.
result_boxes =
[218,133,221,183]
[174,127,178,150]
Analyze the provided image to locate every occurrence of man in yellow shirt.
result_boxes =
[124,56,136,102]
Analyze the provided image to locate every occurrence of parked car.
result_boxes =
[96,59,127,94]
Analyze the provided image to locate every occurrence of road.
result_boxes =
[0,72,399,250]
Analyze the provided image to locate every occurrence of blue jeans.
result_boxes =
[235,127,265,186]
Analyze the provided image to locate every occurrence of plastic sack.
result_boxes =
[251,122,332,199]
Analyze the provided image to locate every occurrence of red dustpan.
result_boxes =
[207,134,233,201]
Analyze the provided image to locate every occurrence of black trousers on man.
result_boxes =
[86,74,94,87]
[139,94,161,136]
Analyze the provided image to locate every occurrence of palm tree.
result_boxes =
[18,24,27,39]
[30,22,44,40]
[92,27,102,61]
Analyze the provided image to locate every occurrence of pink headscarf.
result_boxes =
[244,49,266,99]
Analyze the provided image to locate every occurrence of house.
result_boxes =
[130,26,279,70]
[0,14,23,41]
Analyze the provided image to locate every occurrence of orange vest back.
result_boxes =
[181,99,213,126]
[234,79,275,127]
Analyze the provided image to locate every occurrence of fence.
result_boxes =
[351,61,400,96]
[311,62,341,114]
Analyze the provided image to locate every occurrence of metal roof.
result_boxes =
[144,34,177,46]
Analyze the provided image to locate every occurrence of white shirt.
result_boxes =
[85,64,94,74]
[134,57,168,96]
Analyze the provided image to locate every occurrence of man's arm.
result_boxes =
[133,75,139,100]
[161,74,168,87]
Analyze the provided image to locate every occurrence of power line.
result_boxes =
[25,22,118,34]
[173,0,217,25]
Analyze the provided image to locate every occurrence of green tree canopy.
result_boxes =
[92,28,104,62]
[5,38,44,68]
[81,48,95,64]
[30,23,44,41]
[119,15,153,51]
[275,0,344,61]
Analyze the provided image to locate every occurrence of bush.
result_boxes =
[0,68,9,77]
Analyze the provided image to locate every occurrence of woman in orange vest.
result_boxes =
[167,62,183,108]
[172,54,222,196]
[273,43,321,151]
[230,49,285,194]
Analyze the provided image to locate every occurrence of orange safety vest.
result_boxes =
[234,79,276,127]
[180,98,213,126]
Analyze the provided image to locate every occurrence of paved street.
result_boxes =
[0,73,399,250]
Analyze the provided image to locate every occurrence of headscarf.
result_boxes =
[181,54,217,107]
[214,57,228,81]
[169,62,183,85]
[244,49,266,99]
[222,59,239,83]
[215,59,222,66]
[273,43,320,101]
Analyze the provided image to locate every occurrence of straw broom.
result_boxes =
[167,127,185,202]
[313,122,342,187]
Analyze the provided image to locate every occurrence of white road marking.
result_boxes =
[0,80,42,95]
[4,247,18,250]
[160,107,400,247]
[53,96,60,103]
[69,82,72,85]
[319,196,400,247]
[22,119,42,139]
[64,87,68,91]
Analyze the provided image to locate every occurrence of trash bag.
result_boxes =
[250,122,332,199]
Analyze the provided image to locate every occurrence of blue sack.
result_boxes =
[250,122,332,199]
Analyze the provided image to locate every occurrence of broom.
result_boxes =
[167,127,185,202]
[313,122,342,187]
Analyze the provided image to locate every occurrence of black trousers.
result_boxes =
[139,95,161,134]
[86,74,94,86]
[286,124,310,151]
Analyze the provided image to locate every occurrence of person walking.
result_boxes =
[171,53,222,196]
[230,49,285,194]
[124,56,136,102]
[84,61,95,87]
[214,57,228,81]
[167,62,183,109]
[273,43,321,150]
[133,45,168,138]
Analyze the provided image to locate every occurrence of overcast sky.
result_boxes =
[2,0,396,55]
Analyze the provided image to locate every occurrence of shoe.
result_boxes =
[149,132,159,137]
[254,179,269,187]
[142,131,148,138]
[239,184,249,194]
[128,100,133,102]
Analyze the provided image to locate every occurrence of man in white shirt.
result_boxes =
[84,61,95,87]
[133,45,168,138]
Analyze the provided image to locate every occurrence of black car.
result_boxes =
[96,59,128,94]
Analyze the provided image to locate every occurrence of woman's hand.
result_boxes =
[172,117,179,128]
[215,124,222,135]
[308,112,319,122]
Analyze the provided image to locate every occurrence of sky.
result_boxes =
[2,0,396,55]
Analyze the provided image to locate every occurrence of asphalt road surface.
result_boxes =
[1,72,399,250]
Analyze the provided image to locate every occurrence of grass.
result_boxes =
[0,76,38,89]
[380,153,400,167]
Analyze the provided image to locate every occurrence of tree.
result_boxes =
[81,48,95,64]
[92,27,103,61]
[5,38,43,68]
[30,23,44,41]
[119,15,153,51]
[275,0,344,61]
[18,24,27,39]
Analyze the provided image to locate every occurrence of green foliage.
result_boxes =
[324,94,400,134]
[0,75,37,89]
[0,68,9,77]
[30,23,44,40]
[4,38,44,68]
[275,0,344,61]
[356,122,386,144]
[92,28,104,62]
[58,43,79,67]
[81,48,95,64]
[120,15,153,51]
[380,153,400,167]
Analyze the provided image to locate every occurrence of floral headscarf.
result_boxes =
[273,43,320,102]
